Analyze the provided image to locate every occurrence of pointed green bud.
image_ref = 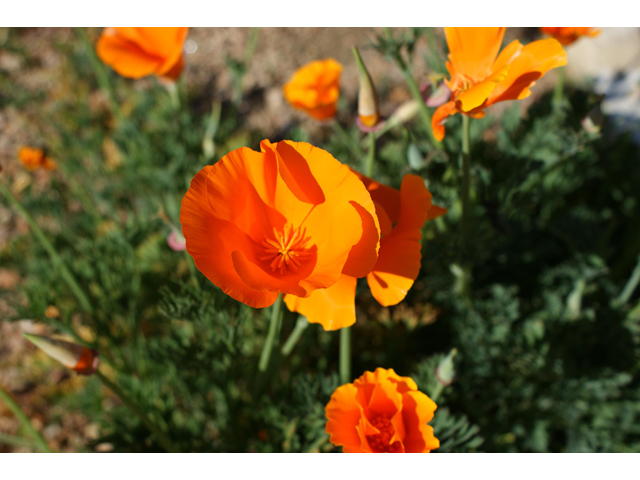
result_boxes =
[352,46,380,127]
[24,333,98,375]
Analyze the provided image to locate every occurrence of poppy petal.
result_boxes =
[456,66,509,112]
[445,27,505,83]
[431,101,458,142]
[325,383,365,453]
[401,390,439,452]
[96,32,163,78]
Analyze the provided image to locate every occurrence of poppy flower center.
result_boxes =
[367,415,402,453]
[260,225,313,275]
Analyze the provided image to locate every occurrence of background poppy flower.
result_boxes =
[432,27,567,141]
[18,146,57,171]
[540,27,600,46]
[325,368,439,453]
[284,173,446,330]
[283,59,343,121]
[180,140,380,309]
[96,27,189,80]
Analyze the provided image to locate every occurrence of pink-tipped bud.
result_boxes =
[24,333,98,375]
[352,47,380,128]
[167,229,187,251]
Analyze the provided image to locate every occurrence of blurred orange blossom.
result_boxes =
[180,140,380,309]
[283,59,343,121]
[284,173,446,330]
[18,146,57,171]
[432,27,567,141]
[539,27,600,46]
[96,27,189,80]
[325,368,439,453]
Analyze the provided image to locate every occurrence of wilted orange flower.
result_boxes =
[18,146,57,171]
[283,59,342,121]
[540,27,600,46]
[325,368,439,453]
[284,173,445,330]
[432,27,567,141]
[24,333,99,376]
[96,27,189,80]
[180,140,380,309]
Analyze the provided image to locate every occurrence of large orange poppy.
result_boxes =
[96,27,189,80]
[283,59,342,121]
[432,27,567,141]
[180,140,380,309]
[284,173,445,330]
[325,368,439,453]
[539,27,600,46]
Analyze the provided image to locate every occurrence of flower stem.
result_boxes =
[95,370,177,453]
[0,181,94,315]
[339,327,351,384]
[258,293,284,372]
[553,66,565,108]
[331,121,364,159]
[401,68,442,149]
[281,315,309,357]
[0,385,53,453]
[613,254,640,309]
[365,132,376,177]
[461,115,471,256]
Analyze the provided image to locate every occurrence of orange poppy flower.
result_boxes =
[284,173,446,330]
[18,146,57,171]
[431,27,567,141]
[96,27,189,80]
[283,59,342,121]
[325,368,439,453]
[23,334,99,376]
[539,27,600,46]
[180,140,380,309]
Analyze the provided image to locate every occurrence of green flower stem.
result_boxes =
[613,254,640,308]
[0,385,53,453]
[95,370,177,453]
[281,316,309,357]
[339,327,351,385]
[331,121,364,159]
[258,293,284,372]
[553,66,565,108]
[0,181,94,315]
[461,115,471,256]
[365,132,376,177]
[402,70,442,149]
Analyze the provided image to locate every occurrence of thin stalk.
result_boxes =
[0,181,94,314]
[95,370,177,453]
[0,432,44,450]
[553,67,565,108]
[402,69,442,149]
[461,115,471,256]
[0,385,53,453]
[365,132,376,177]
[331,122,364,159]
[165,82,180,110]
[281,316,309,357]
[339,327,351,384]
[430,382,445,403]
[258,293,284,372]
[185,251,201,291]
[614,254,640,308]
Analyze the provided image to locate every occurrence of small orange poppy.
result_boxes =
[284,173,446,330]
[325,368,439,453]
[18,146,57,171]
[283,59,343,121]
[180,140,380,309]
[539,27,600,46]
[432,27,567,141]
[96,27,189,80]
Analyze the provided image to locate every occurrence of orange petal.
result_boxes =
[284,274,356,331]
[283,59,342,120]
[96,31,164,79]
[325,383,365,453]
[431,101,458,142]
[401,390,439,453]
[444,27,505,83]
[366,175,436,306]
[351,170,401,225]
[456,66,509,112]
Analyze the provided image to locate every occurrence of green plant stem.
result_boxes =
[74,27,122,121]
[0,385,53,453]
[0,181,94,314]
[461,115,471,256]
[339,327,351,384]
[185,251,201,291]
[165,82,180,110]
[365,132,376,177]
[402,69,442,149]
[553,67,565,108]
[281,316,309,357]
[430,383,445,403]
[331,122,364,159]
[258,293,284,372]
[614,254,640,308]
[95,370,177,453]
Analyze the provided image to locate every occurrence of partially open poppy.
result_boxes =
[96,27,189,80]
[284,173,445,330]
[18,146,56,171]
[325,368,439,453]
[180,140,380,309]
[540,27,600,46]
[283,59,342,121]
[432,27,567,141]
[23,333,98,376]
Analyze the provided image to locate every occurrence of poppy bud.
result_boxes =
[352,47,380,128]
[167,229,187,252]
[435,348,457,386]
[23,333,98,375]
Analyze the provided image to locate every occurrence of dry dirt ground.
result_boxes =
[1,27,638,452]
